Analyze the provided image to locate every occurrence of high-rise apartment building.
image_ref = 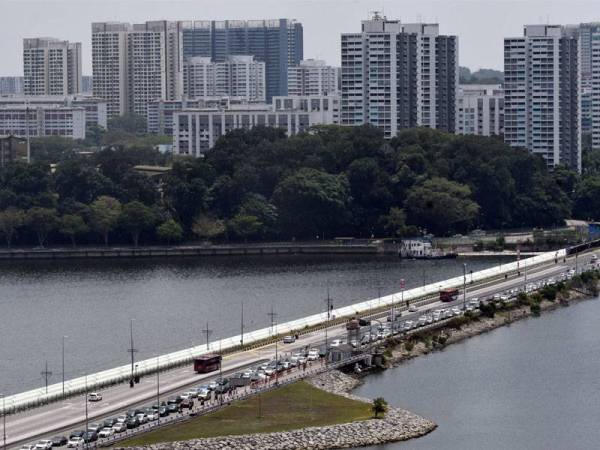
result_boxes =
[504,25,581,171]
[181,19,303,101]
[0,77,24,95]
[340,15,458,138]
[183,55,266,102]
[456,84,504,136]
[92,21,183,119]
[23,38,81,96]
[81,75,93,94]
[287,59,339,96]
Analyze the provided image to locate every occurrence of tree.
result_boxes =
[382,207,416,238]
[59,214,89,247]
[119,201,158,247]
[573,176,600,220]
[0,208,25,247]
[107,113,146,134]
[405,177,480,235]
[90,196,122,245]
[156,219,183,245]
[26,207,59,247]
[227,214,263,241]
[192,214,225,242]
[372,397,388,418]
[272,168,350,238]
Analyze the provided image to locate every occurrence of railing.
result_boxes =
[0,247,568,414]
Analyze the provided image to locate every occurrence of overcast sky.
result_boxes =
[1,0,599,76]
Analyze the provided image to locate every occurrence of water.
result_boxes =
[0,254,506,395]
[355,297,600,450]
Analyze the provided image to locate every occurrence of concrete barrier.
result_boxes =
[0,248,567,414]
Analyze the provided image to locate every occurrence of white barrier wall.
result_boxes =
[0,248,567,413]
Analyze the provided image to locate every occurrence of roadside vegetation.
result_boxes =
[0,121,588,247]
[119,381,373,446]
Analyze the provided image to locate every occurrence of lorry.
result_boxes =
[439,288,459,302]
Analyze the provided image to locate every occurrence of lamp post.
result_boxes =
[1,394,6,450]
[156,356,160,425]
[62,335,68,397]
[127,319,137,387]
[84,374,89,450]
[463,263,467,310]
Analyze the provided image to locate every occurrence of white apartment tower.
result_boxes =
[23,38,82,96]
[456,85,504,136]
[504,25,581,171]
[183,55,266,102]
[92,21,183,119]
[287,59,339,96]
[341,15,458,138]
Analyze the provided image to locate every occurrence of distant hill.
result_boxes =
[460,67,504,85]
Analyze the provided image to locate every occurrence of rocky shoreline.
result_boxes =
[125,371,436,450]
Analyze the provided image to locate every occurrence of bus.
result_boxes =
[439,288,459,302]
[193,354,222,373]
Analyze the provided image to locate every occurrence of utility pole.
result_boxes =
[84,374,89,450]
[1,394,6,450]
[62,335,68,397]
[41,361,52,394]
[267,307,278,383]
[156,356,160,426]
[127,319,137,387]
[240,300,245,347]
[463,263,467,310]
[203,322,212,352]
[324,288,333,357]
[25,105,31,163]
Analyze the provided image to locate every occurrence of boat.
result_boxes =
[398,238,457,259]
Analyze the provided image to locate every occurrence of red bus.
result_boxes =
[439,288,459,302]
[194,354,222,373]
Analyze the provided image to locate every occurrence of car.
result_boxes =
[283,335,296,344]
[408,304,418,312]
[126,417,140,429]
[35,441,53,450]
[82,432,97,443]
[87,423,103,433]
[417,316,427,326]
[144,408,159,420]
[158,406,169,417]
[167,403,179,413]
[66,437,84,448]
[452,307,461,316]
[68,431,85,440]
[432,310,442,321]
[115,415,127,423]
[98,428,114,438]
[307,349,319,360]
[330,339,342,347]
[207,381,218,390]
[87,392,102,402]
[102,418,117,428]
[179,392,191,400]
[51,436,68,447]
[136,413,148,424]
[112,422,127,433]
[21,446,37,450]
[181,398,194,409]
[197,387,211,399]
[403,320,414,331]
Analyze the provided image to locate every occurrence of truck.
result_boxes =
[439,288,459,302]
[193,354,222,374]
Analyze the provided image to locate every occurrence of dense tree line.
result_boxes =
[0,124,594,247]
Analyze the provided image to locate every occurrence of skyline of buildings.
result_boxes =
[287,59,339,96]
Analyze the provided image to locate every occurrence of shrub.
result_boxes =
[539,285,557,302]
[447,315,470,329]
[517,292,529,305]
[479,302,496,318]
[437,335,448,345]
[530,303,541,316]
[372,397,388,418]
[404,341,414,352]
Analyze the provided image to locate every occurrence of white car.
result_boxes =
[183,390,198,399]
[330,339,342,347]
[136,413,148,424]
[197,387,211,399]
[35,441,53,450]
[408,304,418,312]
[67,437,84,448]
[115,415,127,423]
[417,316,428,326]
[403,320,414,331]
[112,422,127,433]
[283,335,296,344]
[307,349,319,360]
[432,310,442,321]
[98,428,114,438]
[21,446,36,450]
[452,307,461,316]
[87,392,102,402]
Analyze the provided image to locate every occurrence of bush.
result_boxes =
[539,285,557,302]
[404,341,414,352]
[437,335,448,345]
[447,315,471,329]
[517,292,529,305]
[479,302,496,318]
[530,303,541,316]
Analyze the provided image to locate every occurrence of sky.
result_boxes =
[1,0,599,76]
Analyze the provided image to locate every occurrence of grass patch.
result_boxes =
[120,381,373,446]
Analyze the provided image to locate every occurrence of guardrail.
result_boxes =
[0,247,568,415]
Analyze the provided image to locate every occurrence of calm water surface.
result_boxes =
[0,254,506,395]
[355,297,600,450]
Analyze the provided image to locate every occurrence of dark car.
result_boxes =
[126,417,140,429]
[102,418,117,428]
[167,403,179,413]
[51,436,67,447]
[126,409,138,418]
[68,431,85,440]
[167,396,183,404]
[82,432,97,443]
[158,406,169,417]
[180,398,194,409]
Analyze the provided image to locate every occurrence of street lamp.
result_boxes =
[156,356,160,425]
[127,319,137,387]
[1,394,6,450]
[84,374,89,450]
[463,263,467,310]
[62,335,68,397]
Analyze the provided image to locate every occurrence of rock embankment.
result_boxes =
[127,370,436,450]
